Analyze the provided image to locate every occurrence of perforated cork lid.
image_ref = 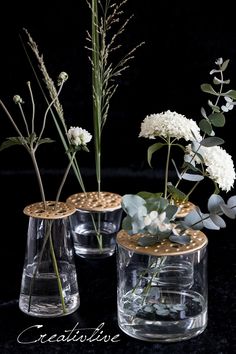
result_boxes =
[66,191,122,212]
[175,200,196,218]
[23,201,76,219]
[117,229,208,256]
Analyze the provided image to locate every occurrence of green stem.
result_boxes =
[49,229,66,314]
[92,0,102,194]
[27,219,52,312]
[164,137,171,199]
[55,152,76,204]
[183,180,201,202]
[30,151,46,208]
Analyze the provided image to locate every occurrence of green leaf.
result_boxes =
[223,90,236,100]
[200,83,218,95]
[199,119,212,135]
[138,235,159,247]
[0,137,25,151]
[165,205,178,220]
[147,142,164,167]
[167,183,188,202]
[182,172,204,182]
[37,138,55,146]
[208,194,224,214]
[122,215,132,231]
[183,162,200,172]
[184,209,204,230]
[221,59,230,72]
[209,214,226,228]
[169,234,191,245]
[200,137,224,147]
[207,100,220,112]
[220,204,236,219]
[122,194,146,217]
[137,191,162,200]
[208,113,225,127]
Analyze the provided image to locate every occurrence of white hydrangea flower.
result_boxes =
[67,126,92,146]
[200,145,236,192]
[139,110,201,142]
[186,143,236,192]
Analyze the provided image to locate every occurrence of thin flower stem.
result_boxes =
[55,152,76,204]
[27,81,36,134]
[28,219,52,312]
[0,100,27,144]
[183,180,201,202]
[30,151,46,208]
[164,137,171,199]
[38,83,64,143]
[18,103,30,136]
[49,229,66,314]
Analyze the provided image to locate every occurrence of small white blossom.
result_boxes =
[144,211,171,232]
[67,126,92,146]
[221,96,234,112]
[58,72,69,86]
[13,95,23,104]
[215,58,223,65]
[139,110,202,142]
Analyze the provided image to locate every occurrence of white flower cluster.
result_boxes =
[144,211,171,232]
[186,143,236,192]
[67,126,92,146]
[139,110,202,142]
[201,145,236,192]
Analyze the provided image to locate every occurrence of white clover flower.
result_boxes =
[221,96,235,112]
[67,126,92,146]
[139,110,202,142]
[200,145,236,192]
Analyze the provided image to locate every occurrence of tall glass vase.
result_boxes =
[67,192,123,259]
[117,229,208,342]
[19,201,80,317]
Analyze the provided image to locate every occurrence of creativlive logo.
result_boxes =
[17,322,121,344]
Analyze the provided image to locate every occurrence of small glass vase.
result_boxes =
[19,201,80,318]
[117,230,208,342]
[67,192,123,259]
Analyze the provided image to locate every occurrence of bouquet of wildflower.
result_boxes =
[0,74,92,316]
[121,58,236,246]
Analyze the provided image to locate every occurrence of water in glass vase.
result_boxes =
[73,221,117,258]
[118,287,207,342]
[19,261,79,317]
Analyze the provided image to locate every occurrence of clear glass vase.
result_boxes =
[117,230,208,342]
[19,201,80,318]
[67,192,123,259]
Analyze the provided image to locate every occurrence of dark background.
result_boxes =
[0,1,236,353]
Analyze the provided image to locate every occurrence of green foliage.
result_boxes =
[147,142,165,167]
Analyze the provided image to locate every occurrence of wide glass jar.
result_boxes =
[67,192,123,259]
[117,229,208,342]
[19,201,80,317]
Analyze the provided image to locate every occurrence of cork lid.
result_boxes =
[23,201,76,219]
[66,191,122,212]
[175,200,196,218]
[117,229,208,256]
